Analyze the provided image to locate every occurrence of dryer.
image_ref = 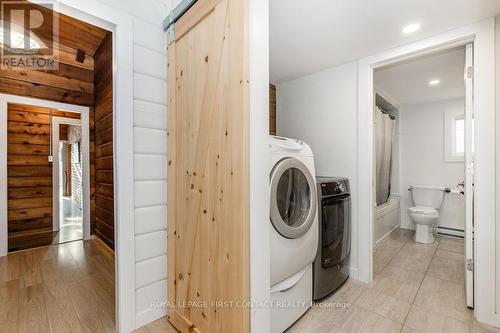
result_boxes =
[269,136,318,333]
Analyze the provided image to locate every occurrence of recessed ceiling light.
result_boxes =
[402,23,421,34]
[429,79,441,86]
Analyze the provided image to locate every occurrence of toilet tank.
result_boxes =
[410,185,445,209]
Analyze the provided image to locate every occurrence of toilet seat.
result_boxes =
[408,206,438,217]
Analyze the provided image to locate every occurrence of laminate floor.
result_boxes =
[287,229,500,333]
[0,240,115,332]
[52,197,83,245]
[133,317,178,333]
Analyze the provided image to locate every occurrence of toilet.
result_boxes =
[408,185,445,244]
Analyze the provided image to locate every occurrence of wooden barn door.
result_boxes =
[166,0,249,332]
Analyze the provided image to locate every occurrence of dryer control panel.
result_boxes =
[318,177,350,197]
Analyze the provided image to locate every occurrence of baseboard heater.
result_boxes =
[436,226,464,238]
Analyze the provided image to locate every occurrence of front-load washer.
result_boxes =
[269,136,319,333]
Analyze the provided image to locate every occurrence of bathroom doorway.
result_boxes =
[370,43,474,308]
[54,119,84,244]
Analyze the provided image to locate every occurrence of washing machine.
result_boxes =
[269,136,318,333]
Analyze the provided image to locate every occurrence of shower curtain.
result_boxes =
[375,107,396,206]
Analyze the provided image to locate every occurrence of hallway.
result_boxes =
[287,230,499,333]
[0,240,114,332]
[52,197,83,245]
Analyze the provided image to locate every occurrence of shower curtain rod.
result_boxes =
[376,106,396,120]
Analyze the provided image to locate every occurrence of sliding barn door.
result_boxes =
[166,0,249,332]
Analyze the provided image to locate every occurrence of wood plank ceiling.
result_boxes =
[0,0,109,106]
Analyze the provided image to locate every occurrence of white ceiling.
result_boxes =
[270,0,500,83]
[374,46,466,105]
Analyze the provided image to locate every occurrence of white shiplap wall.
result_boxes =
[93,0,171,328]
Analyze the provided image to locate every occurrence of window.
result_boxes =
[444,109,473,162]
[454,118,465,154]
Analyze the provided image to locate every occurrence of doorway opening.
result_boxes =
[4,102,89,251]
[0,0,120,328]
[370,43,475,313]
[54,118,84,244]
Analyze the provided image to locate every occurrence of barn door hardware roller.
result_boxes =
[163,0,198,45]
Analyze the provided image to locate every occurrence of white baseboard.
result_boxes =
[399,226,414,231]
[348,266,359,280]
[135,308,167,330]
[375,225,400,246]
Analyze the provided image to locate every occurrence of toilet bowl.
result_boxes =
[407,206,439,244]
[408,185,445,244]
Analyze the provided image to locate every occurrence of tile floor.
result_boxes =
[287,229,500,333]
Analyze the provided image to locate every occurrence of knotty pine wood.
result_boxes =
[7,104,80,251]
[167,0,250,331]
[270,84,276,135]
[92,32,114,250]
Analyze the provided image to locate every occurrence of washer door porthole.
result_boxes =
[270,158,317,239]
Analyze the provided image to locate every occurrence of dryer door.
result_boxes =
[270,157,317,239]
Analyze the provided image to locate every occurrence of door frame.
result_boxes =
[0,94,90,255]
[51,115,89,240]
[358,18,497,326]
[52,1,136,331]
[10,1,136,331]
[464,43,474,308]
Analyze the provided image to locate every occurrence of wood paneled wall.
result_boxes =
[60,124,69,141]
[0,0,109,106]
[270,84,276,135]
[7,104,80,251]
[0,48,95,106]
[92,33,114,249]
[0,65,94,106]
[1,5,113,252]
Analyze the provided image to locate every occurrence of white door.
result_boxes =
[464,43,474,308]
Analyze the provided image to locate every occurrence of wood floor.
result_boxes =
[0,239,179,333]
[133,317,178,333]
[0,240,115,332]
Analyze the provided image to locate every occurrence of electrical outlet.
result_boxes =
[48,155,53,163]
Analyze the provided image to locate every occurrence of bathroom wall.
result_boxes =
[398,98,465,231]
[276,61,359,277]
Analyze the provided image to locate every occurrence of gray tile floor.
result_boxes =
[287,229,500,333]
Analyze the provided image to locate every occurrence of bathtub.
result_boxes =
[374,195,400,245]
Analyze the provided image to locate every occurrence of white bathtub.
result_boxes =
[374,196,400,245]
